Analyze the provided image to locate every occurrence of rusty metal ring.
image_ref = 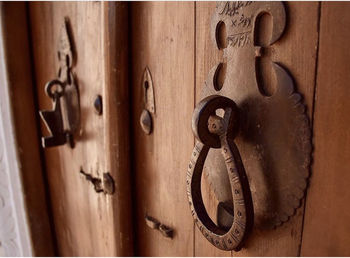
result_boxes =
[187,96,254,251]
[192,95,240,148]
[45,79,65,99]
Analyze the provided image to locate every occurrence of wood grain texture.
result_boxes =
[195,2,230,256]
[102,2,134,256]
[29,2,132,256]
[301,2,350,256]
[130,2,195,256]
[195,2,319,256]
[1,3,55,256]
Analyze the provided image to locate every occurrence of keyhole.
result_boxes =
[254,12,277,96]
[144,80,149,102]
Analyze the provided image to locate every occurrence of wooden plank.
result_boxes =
[195,2,319,256]
[1,3,55,256]
[29,2,132,255]
[130,2,195,256]
[301,2,350,256]
[195,2,230,256]
[102,2,134,256]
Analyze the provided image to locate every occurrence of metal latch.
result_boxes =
[39,18,80,148]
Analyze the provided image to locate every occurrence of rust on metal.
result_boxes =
[187,1,312,251]
[142,67,155,114]
[140,109,152,135]
[39,18,80,148]
[145,215,160,229]
[187,95,253,251]
[144,215,174,239]
[140,67,156,134]
[80,169,115,195]
[159,224,173,238]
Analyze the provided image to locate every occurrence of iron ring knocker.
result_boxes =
[187,95,254,251]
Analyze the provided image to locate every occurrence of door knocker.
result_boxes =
[39,18,80,148]
[187,2,312,251]
[187,95,254,251]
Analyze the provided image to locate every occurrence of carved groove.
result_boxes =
[215,21,228,49]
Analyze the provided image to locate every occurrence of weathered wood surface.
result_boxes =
[301,2,350,256]
[102,2,134,256]
[29,2,133,256]
[130,2,195,256]
[25,2,350,256]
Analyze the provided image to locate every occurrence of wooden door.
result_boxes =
[130,2,195,256]
[21,1,350,256]
[130,1,350,257]
[28,2,133,256]
[300,2,350,256]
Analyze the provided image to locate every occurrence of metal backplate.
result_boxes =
[202,2,311,228]
[58,19,80,134]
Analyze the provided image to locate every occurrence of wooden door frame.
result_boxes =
[0,46,33,256]
[0,2,56,256]
[0,3,35,256]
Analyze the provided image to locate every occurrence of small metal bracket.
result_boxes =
[39,18,80,148]
[144,215,174,238]
[139,67,155,135]
[80,169,115,195]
